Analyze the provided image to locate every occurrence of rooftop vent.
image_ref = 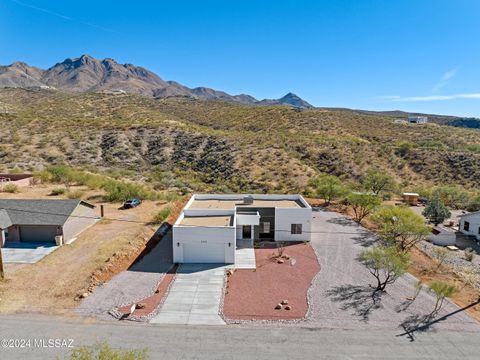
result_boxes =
[243,195,254,205]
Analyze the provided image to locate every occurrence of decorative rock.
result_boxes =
[135,303,146,309]
[281,300,289,305]
[277,259,284,264]
[155,289,160,294]
[285,305,292,311]
[80,292,89,299]
[275,304,283,310]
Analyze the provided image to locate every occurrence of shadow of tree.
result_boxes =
[397,298,480,341]
[353,232,379,247]
[326,216,358,227]
[326,284,383,321]
[395,299,416,313]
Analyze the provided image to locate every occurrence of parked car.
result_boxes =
[123,199,142,209]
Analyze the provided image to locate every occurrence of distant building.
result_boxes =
[403,192,420,206]
[408,116,428,124]
[458,212,480,241]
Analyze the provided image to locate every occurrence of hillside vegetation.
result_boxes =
[1,88,479,193]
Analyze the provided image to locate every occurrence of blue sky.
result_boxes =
[1,0,479,116]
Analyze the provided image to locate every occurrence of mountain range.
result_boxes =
[0,54,313,108]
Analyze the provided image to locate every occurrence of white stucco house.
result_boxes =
[458,211,480,241]
[173,194,312,264]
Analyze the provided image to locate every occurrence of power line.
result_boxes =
[0,205,424,236]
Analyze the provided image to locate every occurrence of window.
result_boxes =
[291,224,302,235]
[261,222,270,234]
[464,221,470,232]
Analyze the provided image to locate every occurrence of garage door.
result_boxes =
[183,242,226,263]
[20,225,57,243]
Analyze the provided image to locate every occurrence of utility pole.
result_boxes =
[0,244,4,280]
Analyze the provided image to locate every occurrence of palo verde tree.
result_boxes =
[347,193,382,224]
[371,206,430,252]
[360,246,410,292]
[429,281,457,315]
[422,196,451,225]
[361,169,396,196]
[309,174,347,206]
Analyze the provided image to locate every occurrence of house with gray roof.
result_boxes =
[0,199,97,247]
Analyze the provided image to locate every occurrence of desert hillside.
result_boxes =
[0,88,479,193]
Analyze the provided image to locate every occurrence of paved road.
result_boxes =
[0,314,479,359]
[150,264,226,325]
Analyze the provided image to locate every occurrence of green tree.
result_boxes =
[422,196,451,225]
[362,169,396,196]
[309,174,347,206]
[371,206,430,252]
[347,193,382,224]
[429,281,457,314]
[432,186,469,209]
[360,246,410,292]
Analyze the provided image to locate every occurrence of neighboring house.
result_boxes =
[458,212,480,241]
[173,194,312,264]
[408,116,428,124]
[0,174,34,190]
[0,199,97,247]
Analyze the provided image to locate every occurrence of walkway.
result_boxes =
[232,239,256,269]
[150,264,226,325]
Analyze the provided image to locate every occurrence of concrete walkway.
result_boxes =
[150,264,226,325]
[1,242,58,263]
[232,239,256,269]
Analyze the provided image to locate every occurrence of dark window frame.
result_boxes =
[464,221,470,232]
[291,224,302,235]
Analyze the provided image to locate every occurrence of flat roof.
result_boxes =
[188,198,303,210]
[179,215,233,227]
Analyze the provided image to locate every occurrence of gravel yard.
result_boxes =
[76,232,173,320]
[223,242,320,321]
[302,209,480,333]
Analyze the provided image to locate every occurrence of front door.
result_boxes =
[242,225,252,239]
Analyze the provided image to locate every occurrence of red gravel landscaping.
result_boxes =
[118,264,178,318]
[223,242,320,321]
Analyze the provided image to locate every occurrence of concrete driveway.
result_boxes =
[150,264,226,325]
[1,242,58,263]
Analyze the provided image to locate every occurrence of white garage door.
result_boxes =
[183,242,226,263]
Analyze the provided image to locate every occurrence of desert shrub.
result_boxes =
[102,180,155,202]
[67,190,85,199]
[2,183,18,193]
[464,248,475,262]
[150,207,172,225]
[434,247,450,270]
[432,185,469,209]
[50,187,67,196]
[466,194,480,212]
[62,341,148,360]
